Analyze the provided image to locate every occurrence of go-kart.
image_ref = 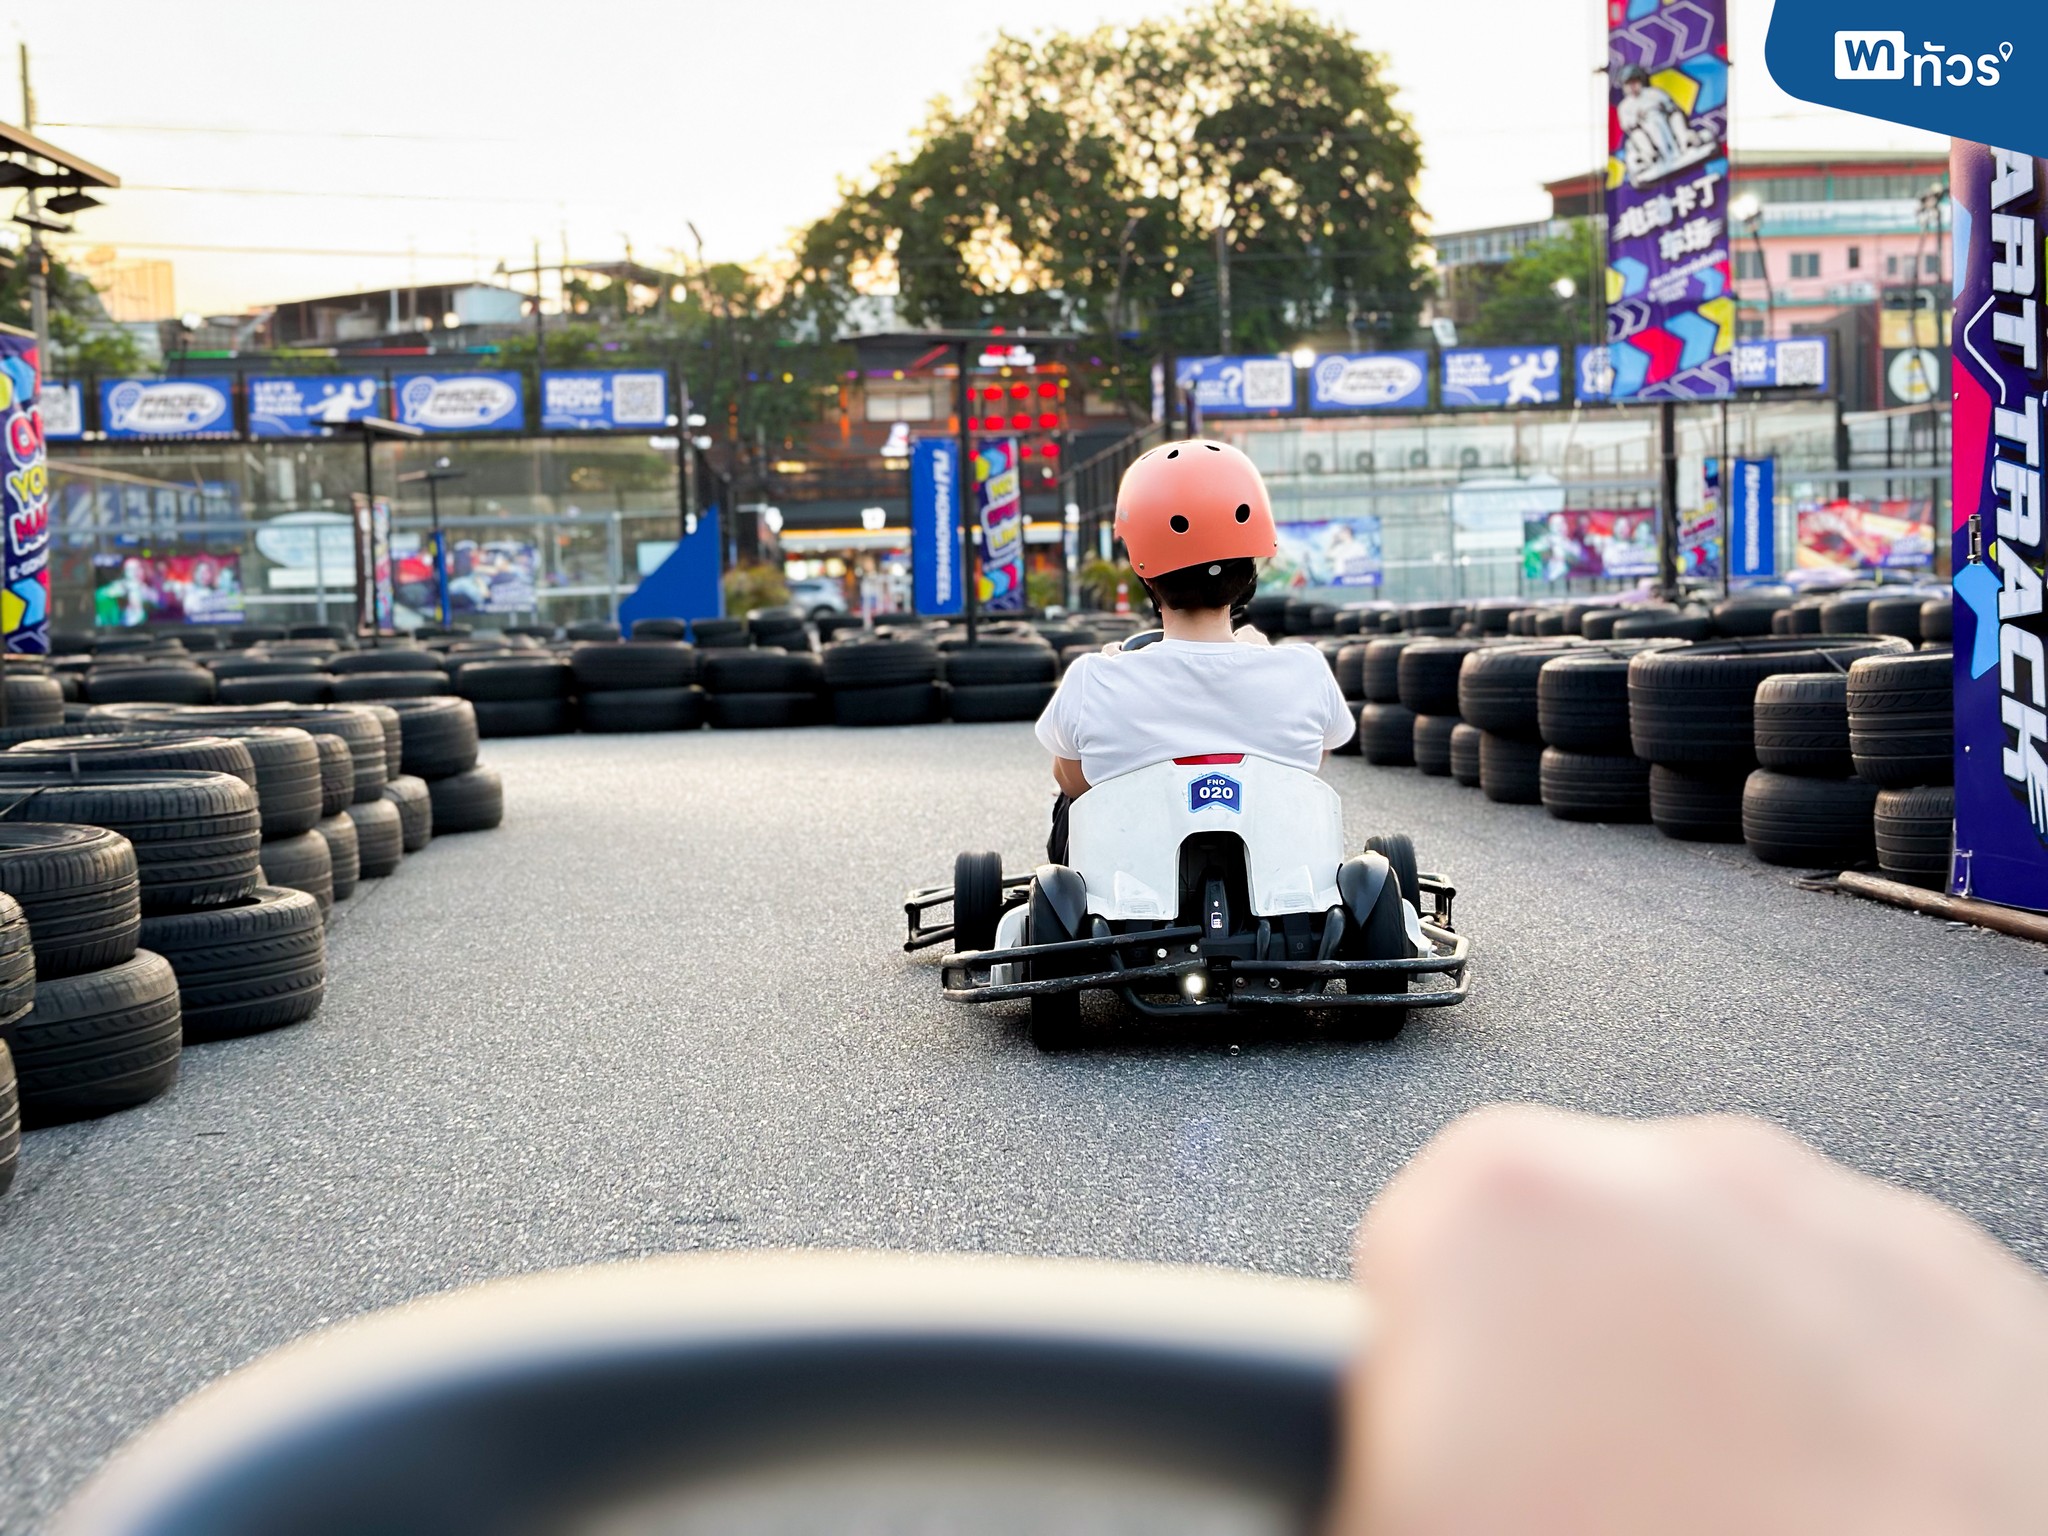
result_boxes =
[905,752,1470,1049]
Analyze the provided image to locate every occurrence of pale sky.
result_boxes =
[11,0,1942,318]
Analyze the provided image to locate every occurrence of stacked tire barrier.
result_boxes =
[1741,673,1880,867]
[1850,650,1956,888]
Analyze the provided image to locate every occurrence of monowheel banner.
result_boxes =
[1951,140,2048,914]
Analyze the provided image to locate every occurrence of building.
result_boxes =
[267,282,527,347]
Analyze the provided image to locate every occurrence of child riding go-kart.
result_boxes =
[905,437,1469,1049]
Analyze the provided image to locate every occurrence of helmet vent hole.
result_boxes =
[1234,504,1251,523]
[1166,448,1180,458]
[1205,443,1222,451]
[1169,514,1190,534]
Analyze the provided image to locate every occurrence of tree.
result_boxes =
[0,249,144,375]
[1463,221,1605,349]
[792,1,1427,359]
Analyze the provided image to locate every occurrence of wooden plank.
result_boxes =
[1833,870,2048,946]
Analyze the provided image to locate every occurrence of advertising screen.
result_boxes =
[1522,508,1660,581]
[1441,347,1563,407]
[100,377,237,439]
[1259,517,1383,589]
[1175,356,1297,415]
[1794,498,1935,571]
[393,372,526,433]
[91,552,245,626]
[1307,352,1429,412]
[248,376,381,437]
[540,370,669,431]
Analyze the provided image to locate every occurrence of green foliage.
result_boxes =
[0,250,144,375]
[723,563,789,614]
[1025,567,1065,610]
[792,0,1427,354]
[1463,221,1606,349]
[1078,557,1145,613]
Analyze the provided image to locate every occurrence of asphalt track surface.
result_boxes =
[2,724,2045,1528]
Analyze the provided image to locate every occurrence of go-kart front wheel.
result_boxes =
[1026,879,1084,1052]
[952,851,1003,954]
[1364,832,1420,910]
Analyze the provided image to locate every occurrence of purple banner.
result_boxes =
[0,334,51,654]
[1951,140,2048,914]
[1604,0,1733,401]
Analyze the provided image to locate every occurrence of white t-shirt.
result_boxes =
[1034,639,1355,786]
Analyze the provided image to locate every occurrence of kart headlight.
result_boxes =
[1182,971,1207,998]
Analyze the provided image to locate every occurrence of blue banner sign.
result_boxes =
[1733,335,1831,391]
[247,375,381,438]
[41,381,83,441]
[910,437,962,616]
[1729,457,1777,578]
[1950,139,2048,913]
[1577,337,1829,400]
[1442,346,1564,407]
[100,377,236,438]
[0,335,51,653]
[393,372,525,433]
[540,370,669,431]
[1175,355,1297,415]
[1307,352,1429,412]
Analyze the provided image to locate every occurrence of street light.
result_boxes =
[1289,346,1317,370]
[1551,276,1577,301]
[396,456,466,627]
[1730,192,1775,338]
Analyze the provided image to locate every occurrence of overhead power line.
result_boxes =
[39,120,512,144]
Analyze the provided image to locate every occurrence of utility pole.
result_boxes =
[19,47,49,368]
[1214,216,1232,353]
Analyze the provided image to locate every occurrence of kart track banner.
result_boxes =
[910,437,962,616]
[1578,336,1829,399]
[1687,460,1723,581]
[1794,498,1934,571]
[248,376,381,438]
[351,493,397,636]
[1308,352,1429,412]
[91,552,245,626]
[1442,347,1562,408]
[1727,457,1777,578]
[393,372,525,434]
[1259,517,1384,590]
[0,333,50,653]
[1522,508,1660,581]
[540,370,669,432]
[393,535,537,616]
[974,436,1025,613]
[1604,0,1734,401]
[100,377,237,439]
[40,381,83,441]
[1950,140,2048,912]
[1175,356,1296,416]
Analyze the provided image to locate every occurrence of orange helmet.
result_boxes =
[1113,438,1276,577]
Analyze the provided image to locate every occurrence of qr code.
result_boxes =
[610,372,666,425]
[1774,340,1826,387]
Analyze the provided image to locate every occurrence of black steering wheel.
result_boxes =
[1120,628,1166,651]
[55,1253,1358,1536]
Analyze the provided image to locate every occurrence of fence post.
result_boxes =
[607,511,622,622]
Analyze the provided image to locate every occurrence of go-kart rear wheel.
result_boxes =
[952,851,1003,953]
[1364,833,1420,910]
[1025,880,1084,1052]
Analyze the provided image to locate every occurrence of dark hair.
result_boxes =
[1140,557,1259,614]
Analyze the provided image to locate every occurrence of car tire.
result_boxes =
[569,642,698,692]
[947,682,1057,723]
[472,697,574,737]
[139,885,325,1041]
[1457,643,1580,735]
[0,770,262,912]
[1648,764,1748,842]
[1360,638,1421,703]
[941,643,1057,688]
[1478,731,1544,804]
[328,648,445,676]
[578,687,706,733]
[456,658,573,704]
[427,766,504,833]
[831,681,946,727]
[11,948,180,1126]
[218,674,333,705]
[1629,637,1911,768]
[1448,722,1482,786]
[1866,595,1928,642]
[315,812,361,900]
[823,638,942,690]
[0,824,142,978]
[1741,769,1879,867]
[365,698,479,780]
[703,691,824,729]
[0,892,35,1037]
[130,727,326,840]
[1753,673,1852,776]
[699,651,826,694]
[1357,702,1416,766]
[1413,713,1459,777]
[1874,783,1954,889]
[2,673,64,729]
[381,775,433,851]
[328,671,450,701]
[1025,880,1085,1052]
[345,798,404,878]
[310,735,355,816]
[1610,612,1713,641]
[1537,651,1639,754]
[1540,748,1651,822]
[1396,640,1482,717]
[82,664,217,706]
[0,1040,16,1198]
[1919,597,1952,644]
[1848,650,1952,787]
[258,828,334,912]
[5,732,258,791]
